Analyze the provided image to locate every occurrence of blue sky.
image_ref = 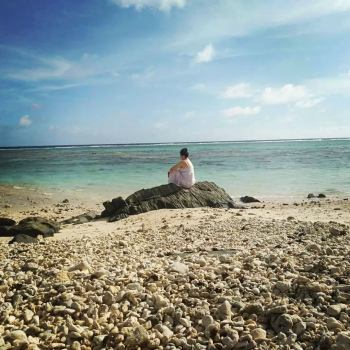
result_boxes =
[1,0,350,146]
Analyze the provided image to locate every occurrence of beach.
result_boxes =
[1,183,350,243]
[3,0,350,347]
[1,182,350,349]
[1,139,350,349]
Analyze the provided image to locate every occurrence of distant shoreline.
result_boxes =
[1,137,349,150]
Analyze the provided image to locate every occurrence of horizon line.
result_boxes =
[0,136,349,149]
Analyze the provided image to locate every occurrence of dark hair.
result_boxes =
[180,148,189,158]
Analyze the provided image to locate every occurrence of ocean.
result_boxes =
[0,138,349,201]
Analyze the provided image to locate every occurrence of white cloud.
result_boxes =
[111,0,186,11]
[33,83,85,92]
[222,106,261,118]
[306,76,350,97]
[19,115,33,127]
[295,97,324,108]
[130,68,154,81]
[9,58,72,81]
[260,84,308,104]
[170,1,350,49]
[222,83,253,99]
[195,44,215,63]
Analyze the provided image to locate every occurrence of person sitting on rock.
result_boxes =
[168,148,196,188]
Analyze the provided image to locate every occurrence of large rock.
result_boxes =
[0,226,14,236]
[9,234,39,244]
[9,217,60,239]
[0,217,16,236]
[105,182,243,222]
[0,217,16,226]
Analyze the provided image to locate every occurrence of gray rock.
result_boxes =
[169,262,189,274]
[251,328,266,340]
[269,305,288,314]
[275,281,291,293]
[272,314,293,334]
[217,300,232,320]
[9,234,38,244]
[293,321,306,336]
[9,217,60,238]
[125,326,149,348]
[106,182,244,222]
[154,324,173,339]
[332,332,350,350]
[327,304,343,316]
[202,315,215,328]
[240,196,260,203]
[0,217,16,226]
[0,226,13,236]
[103,291,115,305]
[103,196,127,215]
[10,330,27,341]
[243,302,264,316]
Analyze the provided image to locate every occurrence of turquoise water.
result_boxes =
[0,139,349,201]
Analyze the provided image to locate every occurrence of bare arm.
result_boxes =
[169,161,185,173]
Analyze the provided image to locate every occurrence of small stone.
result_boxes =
[24,309,34,323]
[125,326,149,348]
[244,303,264,315]
[293,321,306,336]
[10,330,27,341]
[217,300,232,320]
[169,262,189,274]
[272,314,293,334]
[202,315,215,328]
[23,261,39,271]
[327,317,343,330]
[154,324,173,339]
[196,257,207,267]
[218,254,232,263]
[103,291,115,306]
[71,341,81,350]
[126,282,142,291]
[251,328,266,340]
[275,281,291,293]
[179,318,191,328]
[328,304,343,316]
[68,261,93,273]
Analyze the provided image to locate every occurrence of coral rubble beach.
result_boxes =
[1,184,350,349]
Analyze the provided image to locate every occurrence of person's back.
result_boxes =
[168,148,196,188]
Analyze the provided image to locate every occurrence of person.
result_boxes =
[168,148,196,188]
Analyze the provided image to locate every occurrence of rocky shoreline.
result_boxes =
[1,208,350,349]
[1,183,350,349]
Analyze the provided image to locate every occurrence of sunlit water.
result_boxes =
[0,139,349,201]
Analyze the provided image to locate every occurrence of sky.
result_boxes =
[1,0,350,146]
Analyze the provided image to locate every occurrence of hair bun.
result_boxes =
[180,148,189,157]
